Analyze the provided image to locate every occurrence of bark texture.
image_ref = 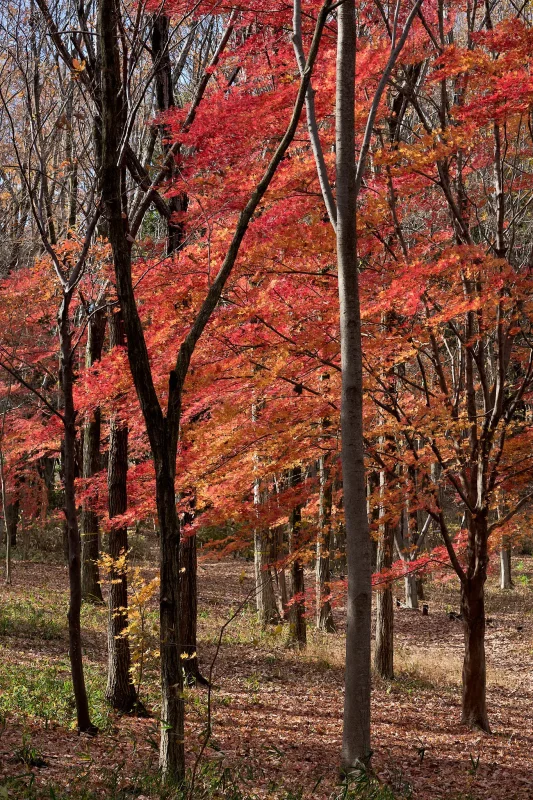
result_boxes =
[5,499,19,548]
[460,576,490,731]
[499,545,513,590]
[105,310,139,713]
[374,521,394,679]
[287,467,306,648]
[81,309,106,604]
[316,457,335,632]
[460,513,490,732]
[59,296,95,733]
[254,528,280,626]
[337,0,372,768]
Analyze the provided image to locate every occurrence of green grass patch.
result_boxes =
[0,659,111,731]
[0,599,62,640]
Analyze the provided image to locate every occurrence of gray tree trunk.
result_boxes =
[287,466,306,648]
[500,545,512,589]
[336,0,372,769]
[404,571,419,610]
[374,521,394,679]
[316,457,335,631]
[254,528,280,625]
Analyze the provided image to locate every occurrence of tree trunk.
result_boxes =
[180,527,208,685]
[155,455,184,778]
[1,456,11,585]
[38,456,56,509]
[105,309,139,713]
[374,521,394,679]
[316,457,335,632]
[500,545,512,590]
[460,576,490,731]
[254,529,280,626]
[287,467,306,648]
[151,13,188,253]
[106,418,138,712]
[404,570,418,610]
[5,499,19,548]
[276,524,289,615]
[337,0,372,768]
[59,295,95,733]
[81,310,106,604]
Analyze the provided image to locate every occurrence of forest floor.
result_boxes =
[0,554,532,799]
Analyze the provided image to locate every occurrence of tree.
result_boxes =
[97,0,332,778]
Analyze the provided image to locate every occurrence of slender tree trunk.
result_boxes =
[276,524,289,616]
[5,499,19,548]
[254,527,280,626]
[404,570,418,610]
[38,456,56,509]
[81,310,106,604]
[374,521,394,679]
[287,467,306,648]
[316,457,335,631]
[59,296,95,734]
[500,545,512,589]
[337,0,372,768]
[155,454,184,777]
[105,309,139,712]
[1,455,11,585]
[106,416,139,712]
[180,529,208,685]
[151,13,188,253]
[460,575,490,731]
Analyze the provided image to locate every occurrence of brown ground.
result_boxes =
[0,557,532,798]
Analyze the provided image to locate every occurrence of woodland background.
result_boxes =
[0,0,532,797]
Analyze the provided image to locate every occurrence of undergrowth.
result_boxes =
[0,660,112,731]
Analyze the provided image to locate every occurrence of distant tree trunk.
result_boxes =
[180,529,208,684]
[374,520,394,679]
[105,309,139,713]
[81,309,106,604]
[1,456,11,585]
[333,520,347,576]
[287,466,306,648]
[275,525,289,615]
[404,572,419,610]
[252,404,279,626]
[5,499,19,548]
[404,486,419,609]
[62,519,69,564]
[38,456,56,509]
[270,523,288,617]
[500,544,513,590]
[337,0,372,766]
[254,528,280,626]
[316,456,335,631]
[151,12,188,253]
